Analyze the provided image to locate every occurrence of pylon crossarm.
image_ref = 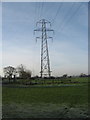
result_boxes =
[36,37,41,42]
[34,29,42,32]
[34,29,54,32]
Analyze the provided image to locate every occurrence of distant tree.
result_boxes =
[17,64,25,78]
[63,74,67,78]
[68,76,72,78]
[24,69,32,79]
[88,74,90,77]
[80,73,87,77]
[0,75,1,81]
[17,64,32,79]
[34,75,39,79]
[50,76,55,79]
[3,66,16,82]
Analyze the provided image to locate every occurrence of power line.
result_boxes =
[39,2,44,19]
[34,2,37,28]
[52,2,63,26]
[57,2,75,32]
[37,2,41,21]
[38,1,44,20]
[58,3,83,33]
[42,3,52,20]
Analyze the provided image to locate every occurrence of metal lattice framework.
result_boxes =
[34,19,54,78]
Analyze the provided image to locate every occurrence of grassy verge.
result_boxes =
[2,84,89,118]
[2,103,89,118]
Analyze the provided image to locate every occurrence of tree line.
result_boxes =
[2,64,89,84]
[3,64,32,83]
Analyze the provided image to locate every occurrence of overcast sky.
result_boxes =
[1,1,88,76]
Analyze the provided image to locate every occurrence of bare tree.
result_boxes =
[17,64,25,78]
[3,66,16,82]
[24,69,32,78]
[17,64,32,79]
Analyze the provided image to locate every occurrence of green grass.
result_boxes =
[3,77,89,86]
[35,77,88,82]
[3,85,88,106]
[2,81,89,118]
[69,77,88,82]
[25,77,89,85]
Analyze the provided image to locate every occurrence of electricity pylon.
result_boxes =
[34,19,54,78]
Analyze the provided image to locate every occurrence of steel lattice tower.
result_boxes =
[34,19,54,78]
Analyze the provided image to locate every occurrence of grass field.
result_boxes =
[23,77,89,84]
[3,85,88,105]
[2,77,89,118]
